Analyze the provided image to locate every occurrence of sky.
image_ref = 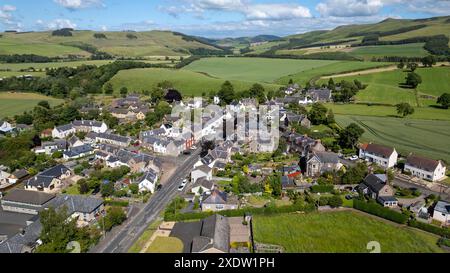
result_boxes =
[1,0,450,38]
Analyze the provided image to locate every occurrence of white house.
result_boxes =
[433,201,450,226]
[0,121,14,134]
[405,155,446,182]
[191,165,213,183]
[0,170,11,185]
[136,170,159,194]
[52,124,76,139]
[359,143,398,169]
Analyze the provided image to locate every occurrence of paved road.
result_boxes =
[393,176,450,202]
[92,149,201,253]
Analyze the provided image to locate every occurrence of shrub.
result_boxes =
[104,200,129,207]
[408,220,450,237]
[328,195,344,208]
[353,200,408,224]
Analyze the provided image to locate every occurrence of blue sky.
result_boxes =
[1,0,449,37]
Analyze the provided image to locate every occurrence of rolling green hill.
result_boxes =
[0,30,225,58]
[240,16,450,58]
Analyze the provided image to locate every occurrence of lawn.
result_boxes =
[276,61,391,86]
[319,66,450,105]
[349,43,428,60]
[335,115,450,162]
[0,92,64,119]
[128,219,162,253]
[184,57,339,83]
[107,68,282,96]
[145,236,184,253]
[253,211,443,253]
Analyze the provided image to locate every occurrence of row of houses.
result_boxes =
[0,189,104,253]
[359,143,446,182]
[109,95,150,122]
[52,119,108,139]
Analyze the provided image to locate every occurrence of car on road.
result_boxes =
[156,184,163,191]
[183,150,192,155]
[178,184,186,191]
[191,146,198,150]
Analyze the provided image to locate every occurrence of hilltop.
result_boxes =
[0,30,227,58]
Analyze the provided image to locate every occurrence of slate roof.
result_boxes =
[63,144,93,158]
[72,120,103,128]
[434,201,450,214]
[310,152,340,164]
[11,169,28,179]
[362,174,387,193]
[191,214,230,253]
[1,189,55,206]
[193,178,214,190]
[194,165,212,174]
[97,133,130,144]
[378,196,398,202]
[50,195,103,214]
[307,88,332,101]
[55,124,74,132]
[25,165,70,188]
[406,155,442,172]
[361,143,395,158]
[202,190,228,205]
[40,164,70,177]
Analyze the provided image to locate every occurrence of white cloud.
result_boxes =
[54,0,104,10]
[0,5,21,30]
[316,0,383,17]
[162,0,311,21]
[47,19,77,29]
[245,4,312,20]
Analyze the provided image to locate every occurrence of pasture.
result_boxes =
[320,66,450,105]
[276,61,391,86]
[108,68,282,96]
[0,92,64,119]
[325,104,450,121]
[253,211,443,253]
[0,37,90,57]
[349,43,428,60]
[183,57,339,83]
[335,114,450,162]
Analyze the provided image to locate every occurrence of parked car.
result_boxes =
[345,195,353,200]
[191,146,198,150]
[183,150,191,155]
[156,184,163,191]
[349,155,359,161]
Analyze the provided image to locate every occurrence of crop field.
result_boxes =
[108,68,282,96]
[183,57,340,83]
[320,66,450,105]
[0,92,64,119]
[335,114,450,162]
[276,61,391,86]
[349,43,428,60]
[253,211,443,253]
[324,104,450,121]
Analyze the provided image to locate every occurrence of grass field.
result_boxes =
[0,30,219,58]
[319,66,450,105]
[108,68,282,96]
[145,237,184,253]
[0,37,91,57]
[349,43,428,60]
[0,71,46,78]
[276,61,391,86]
[325,104,450,121]
[184,57,340,83]
[253,211,443,253]
[0,92,64,119]
[335,115,450,162]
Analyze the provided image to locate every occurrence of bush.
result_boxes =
[104,200,129,207]
[328,195,344,208]
[353,200,408,224]
[438,238,450,247]
[408,220,450,238]
[311,184,334,193]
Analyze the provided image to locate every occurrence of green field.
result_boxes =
[277,61,391,86]
[184,57,341,83]
[325,104,450,121]
[0,37,91,57]
[0,71,46,78]
[320,66,450,105]
[108,68,282,96]
[0,92,64,119]
[336,115,450,162]
[349,43,428,60]
[0,30,219,58]
[146,237,184,253]
[253,211,443,253]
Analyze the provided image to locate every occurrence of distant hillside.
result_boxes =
[253,15,450,58]
[212,35,281,48]
[0,30,227,58]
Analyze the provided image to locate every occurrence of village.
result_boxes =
[1,81,449,254]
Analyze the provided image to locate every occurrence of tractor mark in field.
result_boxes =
[404,122,450,138]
